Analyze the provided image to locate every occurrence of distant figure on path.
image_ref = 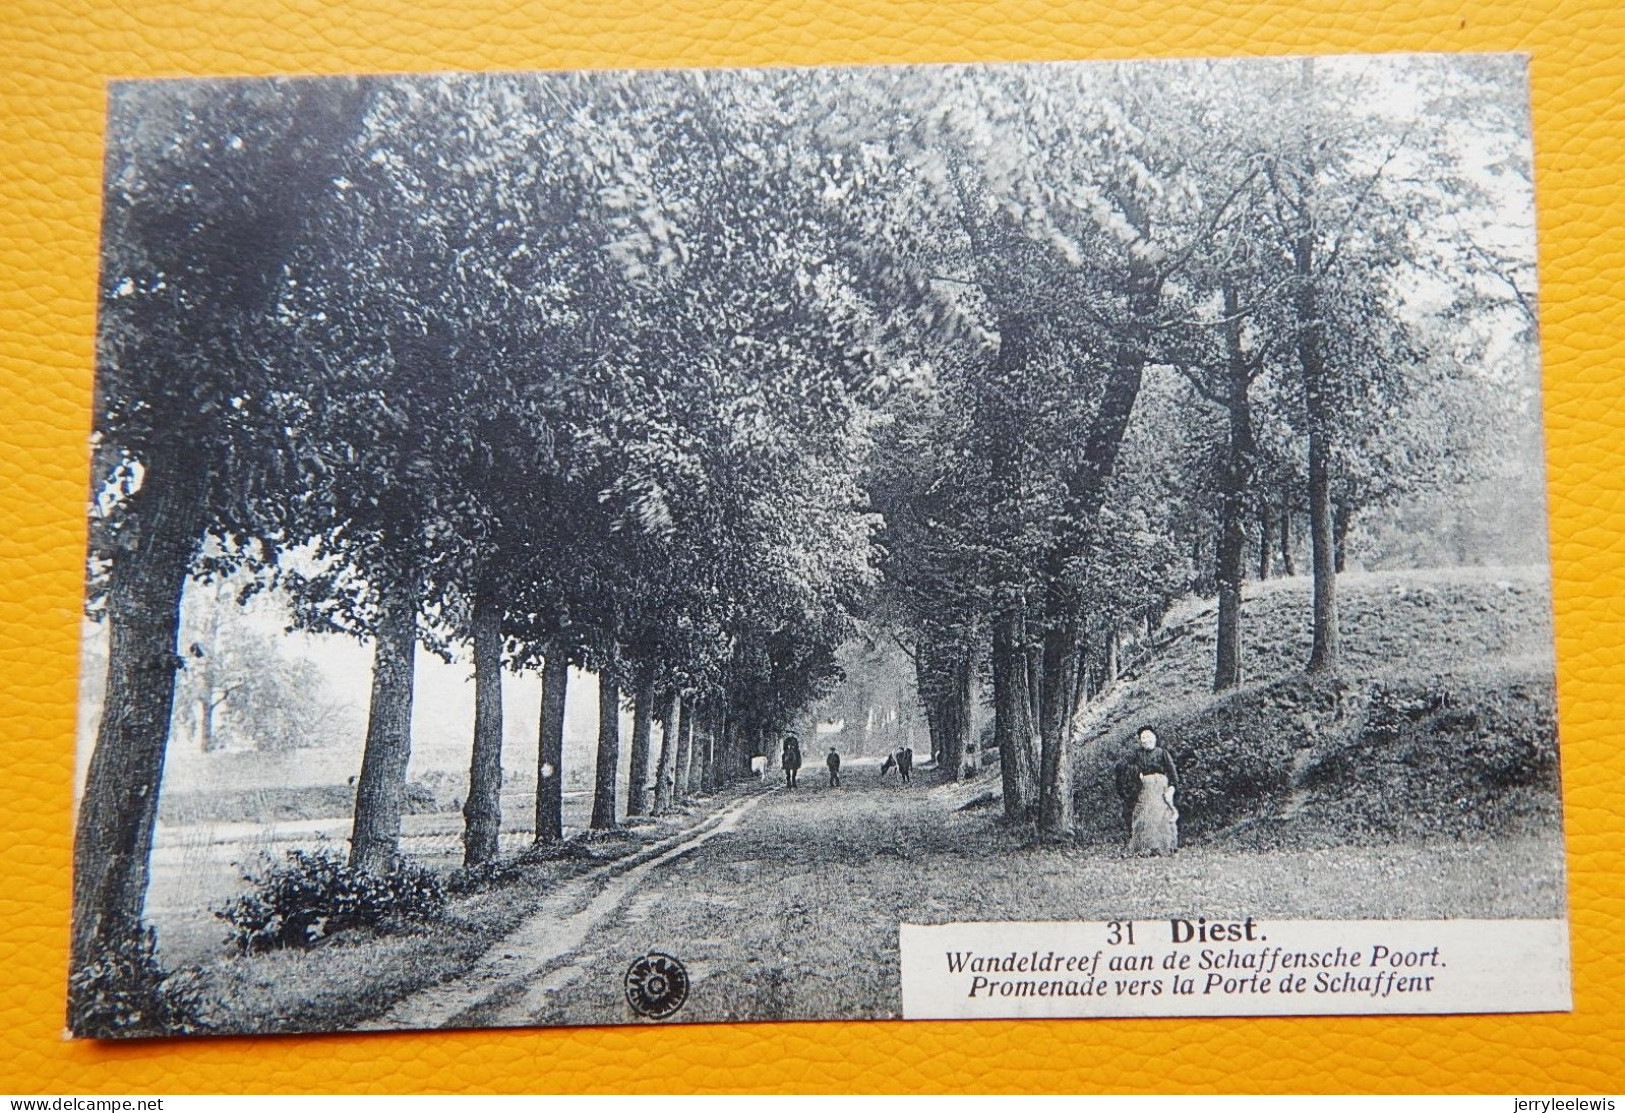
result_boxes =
[826,747,842,787]
[782,734,802,789]
[1117,725,1179,855]
[879,745,914,784]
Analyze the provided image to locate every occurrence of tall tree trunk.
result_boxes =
[755,722,770,778]
[700,710,719,794]
[653,692,682,813]
[1214,279,1257,692]
[726,716,744,783]
[674,696,695,802]
[1295,56,1340,674]
[1280,497,1296,576]
[715,714,731,786]
[915,635,973,775]
[913,641,945,769]
[939,645,973,781]
[981,311,1040,821]
[626,665,655,817]
[1258,503,1273,581]
[713,714,732,789]
[71,92,372,971]
[591,647,621,830]
[1071,630,1095,723]
[1036,270,1161,839]
[1215,525,1246,690]
[199,694,221,753]
[462,585,504,866]
[534,650,568,844]
[690,706,711,795]
[1333,503,1351,573]
[702,712,718,791]
[1037,578,1079,839]
[70,458,206,968]
[992,611,1040,823]
[349,566,420,874]
[191,516,228,755]
[1306,436,1340,671]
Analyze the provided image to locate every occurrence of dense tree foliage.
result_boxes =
[74,57,1538,972]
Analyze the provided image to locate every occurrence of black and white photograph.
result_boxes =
[69,53,1566,1038]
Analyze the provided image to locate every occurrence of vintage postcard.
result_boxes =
[69,53,1566,1037]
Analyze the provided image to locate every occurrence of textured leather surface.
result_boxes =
[2,0,1622,1094]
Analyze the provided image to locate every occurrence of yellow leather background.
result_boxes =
[3,0,1622,1094]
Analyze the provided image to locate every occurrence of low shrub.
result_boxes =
[215,848,445,954]
[1173,726,1294,831]
[1463,681,1559,788]
[67,927,212,1038]
[1301,677,1561,841]
[445,853,538,896]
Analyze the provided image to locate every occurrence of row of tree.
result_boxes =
[863,57,1535,833]
[73,56,1535,967]
[75,71,882,967]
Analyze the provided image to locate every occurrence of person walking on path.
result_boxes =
[782,734,802,789]
[1116,725,1180,855]
[826,746,842,787]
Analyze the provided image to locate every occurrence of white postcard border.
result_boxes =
[900,918,1572,1019]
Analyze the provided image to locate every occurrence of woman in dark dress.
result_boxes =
[1121,725,1179,855]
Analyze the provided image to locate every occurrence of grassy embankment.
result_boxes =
[1059,565,1563,850]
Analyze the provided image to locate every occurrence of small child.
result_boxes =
[826,747,842,787]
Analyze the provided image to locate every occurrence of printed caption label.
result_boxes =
[899,918,1571,1019]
